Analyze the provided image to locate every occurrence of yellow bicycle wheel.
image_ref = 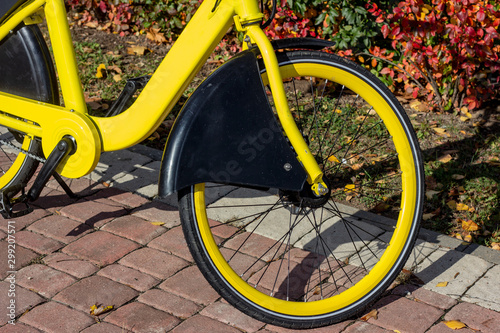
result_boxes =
[178,50,423,328]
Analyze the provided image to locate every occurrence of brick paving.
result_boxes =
[1,147,500,332]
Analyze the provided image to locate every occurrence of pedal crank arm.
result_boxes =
[27,136,76,202]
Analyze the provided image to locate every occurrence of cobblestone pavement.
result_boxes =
[1,146,499,333]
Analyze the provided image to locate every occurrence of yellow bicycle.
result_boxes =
[0,0,424,328]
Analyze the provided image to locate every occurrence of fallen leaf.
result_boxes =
[443,320,467,330]
[491,243,500,251]
[95,64,107,79]
[87,101,102,110]
[464,234,473,242]
[459,116,469,122]
[451,174,465,180]
[436,281,448,287]
[462,219,479,231]
[127,45,148,55]
[113,74,122,82]
[328,155,340,163]
[150,222,165,226]
[447,200,457,209]
[90,304,114,316]
[438,154,453,163]
[410,100,429,112]
[344,184,356,193]
[422,213,435,220]
[373,202,391,212]
[456,203,469,211]
[425,190,440,200]
[360,309,378,321]
[85,21,99,28]
[351,163,364,171]
[146,27,167,44]
[107,65,122,74]
[432,127,447,135]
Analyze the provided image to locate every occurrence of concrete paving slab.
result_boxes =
[414,247,493,298]
[297,214,385,262]
[88,150,152,183]
[405,238,439,270]
[207,187,315,245]
[462,243,500,265]
[462,265,500,312]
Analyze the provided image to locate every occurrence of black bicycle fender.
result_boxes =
[0,24,59,104]
[158,50,307,197]
[270,37,335,51]
[0,0,26,24]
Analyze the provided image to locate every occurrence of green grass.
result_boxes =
[74,40,162,110]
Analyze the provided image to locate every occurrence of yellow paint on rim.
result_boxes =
[0,138,32,189]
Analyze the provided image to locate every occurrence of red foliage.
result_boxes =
[367,0,500,111]
[263,1,316,40]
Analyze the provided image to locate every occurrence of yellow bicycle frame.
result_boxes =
[0,0,326,192]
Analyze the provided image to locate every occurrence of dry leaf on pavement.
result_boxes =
[360,309,378,321]
[443,320,467,330]
[151,222,165,226]
[90,304,113,316]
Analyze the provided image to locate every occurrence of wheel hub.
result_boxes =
[279,177,331,209]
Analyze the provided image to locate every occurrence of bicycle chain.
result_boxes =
[0,139,46,163]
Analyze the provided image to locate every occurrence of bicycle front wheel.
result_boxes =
[178,51,423,328]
